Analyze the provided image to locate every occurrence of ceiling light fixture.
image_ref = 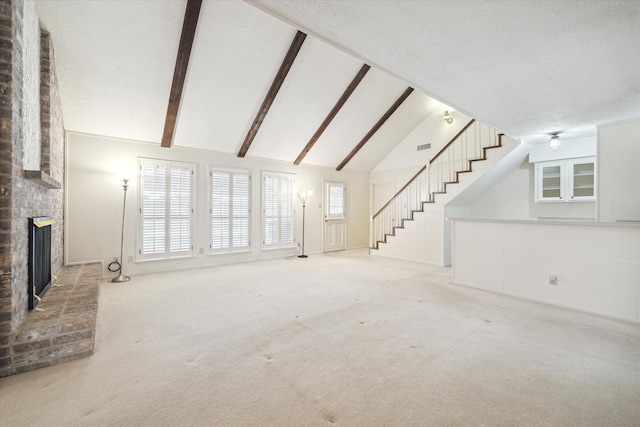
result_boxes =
[549,133,561,149]
[443,111,453,124]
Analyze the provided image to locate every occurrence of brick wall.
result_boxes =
[46,29,64,274]
[0,0,65,374]
[0,0,18,342]
[40,29,51,174]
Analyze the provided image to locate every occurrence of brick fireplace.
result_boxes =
[0,0,97,377]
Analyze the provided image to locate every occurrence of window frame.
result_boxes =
[262,171,296,250]
[209,166,252,254]
[137,158,195,261]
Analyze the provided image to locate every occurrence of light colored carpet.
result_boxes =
[1,249,639,426]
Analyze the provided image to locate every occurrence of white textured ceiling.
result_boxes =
[37,0,185,144]
[253,0,640,145]
[36,0,445,171]
[36,0,640,171]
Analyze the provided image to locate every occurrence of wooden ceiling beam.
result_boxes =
[161,0,203,148]
[336,87,414,171]
[294,64,371,165]
[237,31,307,158]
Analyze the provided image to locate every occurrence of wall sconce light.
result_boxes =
[443,111,453,124]
[549,133,561,149]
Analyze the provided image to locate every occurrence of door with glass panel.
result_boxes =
[323,181,346,252]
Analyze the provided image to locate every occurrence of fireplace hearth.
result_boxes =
[0,263,100,377]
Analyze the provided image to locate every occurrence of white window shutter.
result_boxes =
[141,163,166,255]
[211,171,231,250]
[138,159,194,261]
[232,173,250,249]
[262,172,295,249]
[263,175,278,247]
[210,168,251,253]
[169,165,193,255]
[280,176,294,244]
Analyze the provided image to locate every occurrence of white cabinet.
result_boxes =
[535,157,595,202]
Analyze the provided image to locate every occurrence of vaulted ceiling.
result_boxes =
[35,0,444,172]
[36,0,640,172]
[255,0,640,146]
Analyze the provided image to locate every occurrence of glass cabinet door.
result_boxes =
[570,160,595,200]
[535,157,596,203]
[540,163,562,200]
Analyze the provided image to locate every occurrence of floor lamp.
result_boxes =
[112,179,131,282]
[297,190,313,258]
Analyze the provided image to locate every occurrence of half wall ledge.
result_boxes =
[23,170,62,189]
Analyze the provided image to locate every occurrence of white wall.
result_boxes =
[598,117,640,222]
[465,161,530,219]
[452,219,640,322]
[528,136,596,163]
[373,205,445,265]
[369,109,475,219]
[65,132,369,277]
[369,165,423,215]
[466,159,597,220]
[464,137,597,221]
[373,109,473,172]
[450,119,640,322]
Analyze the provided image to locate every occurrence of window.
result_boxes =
[262,172,295,249]
[210,168,251,253]
[327,182,345,220]
[138,159,194,260]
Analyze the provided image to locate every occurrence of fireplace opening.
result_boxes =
[28,216,54,310]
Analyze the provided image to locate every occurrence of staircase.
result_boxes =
[370,119,507,250]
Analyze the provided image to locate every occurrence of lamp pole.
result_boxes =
[299,199,307,258]
[297,190,313,258]
[112,179,131,282]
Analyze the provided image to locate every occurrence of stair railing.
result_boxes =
[370,165,428,248]
[428,120,500,194]
[370,119,502,249]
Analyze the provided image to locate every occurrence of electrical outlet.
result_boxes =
[128,256,133,263]
[549,275,557,285]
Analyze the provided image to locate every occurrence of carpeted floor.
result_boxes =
[1,249,639,426]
